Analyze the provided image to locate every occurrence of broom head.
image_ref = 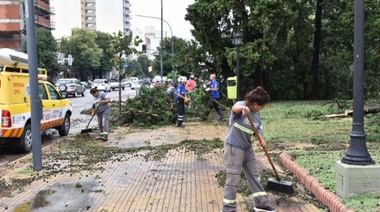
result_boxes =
[81,128,93,134]
[266,177,295,195]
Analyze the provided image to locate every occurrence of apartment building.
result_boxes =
[51,0,131,39]
[81,0,131,34]
[0,0,54,50]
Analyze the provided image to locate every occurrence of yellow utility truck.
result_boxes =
[0,49,72,153]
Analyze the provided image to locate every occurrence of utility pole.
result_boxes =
[25,0,43,171]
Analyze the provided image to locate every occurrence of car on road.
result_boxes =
[122,79,131,87]
[91,79,111,92]
[110,79,125,91]
[81,81,90,88]
[55,78,86,97]
[129,77,139,83]
[131,81,141,90]
[142,78,152,87]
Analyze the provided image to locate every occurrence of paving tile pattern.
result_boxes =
[0,121,323,212]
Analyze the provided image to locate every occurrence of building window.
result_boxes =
[86,2,95,6]
[86,9,95,13]
[86,23,96,28]
[86,16,96,20]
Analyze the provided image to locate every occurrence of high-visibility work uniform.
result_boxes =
[92,91,110,139]
[207,79,224,120]
[175,83,186,126]
[222,101,270,211]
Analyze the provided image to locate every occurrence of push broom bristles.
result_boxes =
[266,177,295,195]
[81,128,93,133]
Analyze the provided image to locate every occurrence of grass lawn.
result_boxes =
[259,100,380,212]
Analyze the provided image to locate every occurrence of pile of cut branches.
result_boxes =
[112,85,175,127]
[109,85,232,127]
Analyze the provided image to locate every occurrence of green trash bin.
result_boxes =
[227,76,237,99]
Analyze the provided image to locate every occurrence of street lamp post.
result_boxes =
[160,0,163,83]
[341,0,374,165]
[135,14,174,83]
[234,32,243,100]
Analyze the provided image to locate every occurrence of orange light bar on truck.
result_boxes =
[37,75,48,80]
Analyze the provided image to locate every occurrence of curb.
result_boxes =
[279,152,356,212]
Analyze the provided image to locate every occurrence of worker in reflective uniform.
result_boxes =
[222,86,276,212]
[90,87,111,141]
[175,79,188,127]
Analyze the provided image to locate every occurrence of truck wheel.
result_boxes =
[73,91,76,97]
[18,124,32,153]
[58,114,70,136]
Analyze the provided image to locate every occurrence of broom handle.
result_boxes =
[246,114,281,181]
[86,114,95,128]
[86,104,99,128]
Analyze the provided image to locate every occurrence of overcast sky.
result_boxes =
[130,0,195,41]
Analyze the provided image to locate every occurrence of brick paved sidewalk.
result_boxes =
[0,121,320,212]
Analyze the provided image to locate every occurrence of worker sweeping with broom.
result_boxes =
[90,87,111,141]
[222,86,276,212]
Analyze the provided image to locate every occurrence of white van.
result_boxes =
[152,76,167,83]
[129,77,139,83]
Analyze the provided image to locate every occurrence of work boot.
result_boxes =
[100,134,108,141]
[95,135,103,140]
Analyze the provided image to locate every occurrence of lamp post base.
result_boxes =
[341,133,374,165]
[336,160,379,198]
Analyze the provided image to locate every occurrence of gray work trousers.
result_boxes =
[222,143,270,211]
[97,112,110,134]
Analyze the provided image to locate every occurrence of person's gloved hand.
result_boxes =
[184,97,190,103]
[205,88,211,92]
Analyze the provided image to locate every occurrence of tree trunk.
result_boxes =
[310,0,323,100]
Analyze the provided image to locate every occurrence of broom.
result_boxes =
[80,114,95,134]
[246,114,295,195]
[81,104,99,134]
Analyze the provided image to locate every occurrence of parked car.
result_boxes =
[55,78,86,97]
[122,79,131,87]
[91,79,111,92]
[110,79,125,91]
[131,81,141,90]
[81,81,89,88]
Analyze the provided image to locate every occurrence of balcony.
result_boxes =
[35,0,51,13]
[35,15,53,29]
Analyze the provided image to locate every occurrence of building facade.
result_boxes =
[0,0,54,50]
[81,0,131,34]
[53,0,131,39]
[142,26,168,60]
